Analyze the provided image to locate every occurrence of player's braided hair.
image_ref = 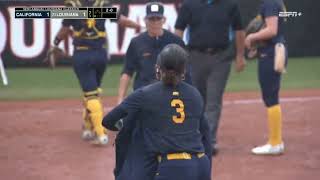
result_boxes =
[156,44,188,86]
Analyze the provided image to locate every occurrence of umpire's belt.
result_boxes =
[157,152,205,163]
[190,47,226,55]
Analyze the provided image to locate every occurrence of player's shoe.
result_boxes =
[251,143,284,155]
[81,129,95,141]
[92,134,109,146]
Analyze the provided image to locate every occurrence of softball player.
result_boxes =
[103,44,211,180]
[245,0,287,155]
[112,3,194,180]
[53,0,141,145]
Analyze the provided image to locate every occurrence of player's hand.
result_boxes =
[247,48,258,59]
[43,46,68,69]
[235,55,246,73]
[245,34,254,49]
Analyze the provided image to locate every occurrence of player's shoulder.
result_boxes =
[183,82,199,92]
[141,81,162,91]
[180,82,202,98]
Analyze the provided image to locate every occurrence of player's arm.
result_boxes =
[118,15,141,30]
[245,16,278,46]
[199,113,212,160]
[174,1,190,38]
[195,92,212,161]
[53,19,72,46]
[103,89,143,131]
[118,74,132,104]
[102,105,127,131]
[110,2,141,30]
[245,1,279,48]
[117,40,137,104]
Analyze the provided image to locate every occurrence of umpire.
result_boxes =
[175,0,246,155]
[117,2,191,103]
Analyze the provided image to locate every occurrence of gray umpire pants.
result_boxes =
[189,46,235,147]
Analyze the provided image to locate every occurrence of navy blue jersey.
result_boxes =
[62,19,107,48]
[175,0,243,50]
[259,0,286,50]
[122,30,191,90]
[103,81,210,155]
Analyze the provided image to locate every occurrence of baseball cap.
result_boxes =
[146,2,164,18]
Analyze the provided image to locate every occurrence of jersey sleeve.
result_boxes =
[174,1,191,31]
[102,89,143,131]
[122,39,138,76]
[102,105,127,131]
[199,113,212,162]
[262,0,280,17]
[230,2,244,30]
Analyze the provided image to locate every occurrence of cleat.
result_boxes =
[81,130,95,141]
[92,135,109,146]
[251,143,284,155]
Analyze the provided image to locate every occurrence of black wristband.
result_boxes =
[53,37,61,46]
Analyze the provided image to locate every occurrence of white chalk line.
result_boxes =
[1,96,320,114]
[223,96,320,105]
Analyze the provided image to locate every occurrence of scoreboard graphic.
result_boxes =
[15,7,117,19]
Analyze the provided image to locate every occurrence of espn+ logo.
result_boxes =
[279,11,302,18]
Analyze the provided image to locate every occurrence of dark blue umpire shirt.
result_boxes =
[175,0,243,50]
[122,30,192,90]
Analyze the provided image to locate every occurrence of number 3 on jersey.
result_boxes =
[171,99,185,124]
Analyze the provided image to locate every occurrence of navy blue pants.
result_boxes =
[154,155,211,180]
[115,126,157,180]
[258,46,288,107]
[73,49,108,92]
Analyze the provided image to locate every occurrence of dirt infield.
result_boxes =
[1,89,320,180]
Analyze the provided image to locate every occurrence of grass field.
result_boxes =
[0,57,319,100]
